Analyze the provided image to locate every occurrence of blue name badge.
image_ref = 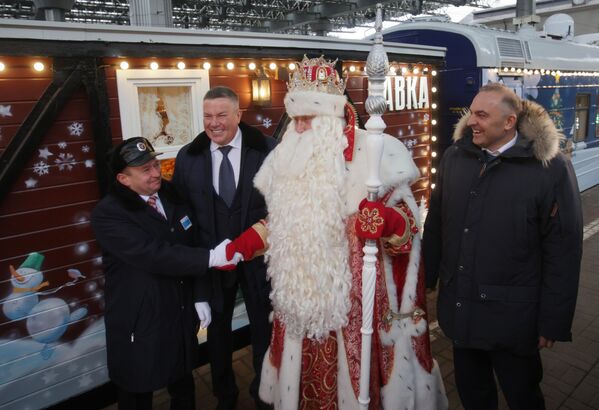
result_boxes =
[180,215,192,231]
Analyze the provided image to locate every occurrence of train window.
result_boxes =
[574,93,590,142]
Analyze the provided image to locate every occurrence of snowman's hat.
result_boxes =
[19,252,44,271]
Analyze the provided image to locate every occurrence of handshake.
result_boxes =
[208,220,268,270]
[208,239,244,270]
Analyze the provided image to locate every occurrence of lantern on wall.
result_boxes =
[252,68,271,107]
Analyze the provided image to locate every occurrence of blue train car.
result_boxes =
[382,16,599,190]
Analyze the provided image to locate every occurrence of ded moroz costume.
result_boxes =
[226,56,447,409]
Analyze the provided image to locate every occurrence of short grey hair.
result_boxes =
[204,86,239,107]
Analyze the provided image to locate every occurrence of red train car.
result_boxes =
[0,19,444,409]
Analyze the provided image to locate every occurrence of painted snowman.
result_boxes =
[2,252,87,358]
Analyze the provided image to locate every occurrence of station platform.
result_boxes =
[108,184,599,410]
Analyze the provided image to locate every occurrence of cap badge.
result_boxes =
[136,142,147,152]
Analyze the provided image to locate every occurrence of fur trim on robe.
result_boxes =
[258,129,447,409]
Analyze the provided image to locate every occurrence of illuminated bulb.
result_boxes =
[349,65,356,72]
[401,66,408,74]
[431,87,437,93]
[431,183,436,190]
[33,62,44,72]
[150,62,159,70]
[0,62,5,71]
[203,62,211,70]
[177,61,186,70]
[389,66,397,75]
[516,68,522,73]
[431,119,437,125]
[540,69,545,74]
[510,67,516,72]
[551,71,556,76]
[248,62,256,70]
[432,151,438,158]
[226,62,235,70]
[288,62,296,70]
[534,69,539,75]
[431,168,437,174]
[413,67,419,74]
[431,136,437,142]
[431,70,437,76]
[119,61,129,70]
[493,68,499,73]
[503,67,509,72]
[431,103,437,109]
[423,67,429,72]
[556,70,562,75]
[269,62,277,70]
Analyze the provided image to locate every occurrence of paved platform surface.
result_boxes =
[107,184,599,410]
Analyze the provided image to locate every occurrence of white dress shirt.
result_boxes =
[210,127,242,194]
[484,132,518,157]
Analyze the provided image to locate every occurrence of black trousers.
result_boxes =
[207,270,272,408]
[453,347,545,410]
[117,374,195,410]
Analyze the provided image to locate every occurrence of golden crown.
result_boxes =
[288,55,345,96]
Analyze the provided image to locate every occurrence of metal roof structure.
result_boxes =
[0,0,490,35]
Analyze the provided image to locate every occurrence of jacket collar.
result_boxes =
[186,122,268,156]
[453,99,563,166]
[109,179,182,211]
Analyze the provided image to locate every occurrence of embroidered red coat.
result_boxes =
[258,130,448,410]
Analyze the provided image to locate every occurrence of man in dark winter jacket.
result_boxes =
[423,83,583,409]
[172,86,276,410]
[91,137,240,409]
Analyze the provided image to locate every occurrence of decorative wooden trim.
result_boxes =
[0,58,83,202]
[82,58,113,197]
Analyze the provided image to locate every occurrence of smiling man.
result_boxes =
[423,83,583,409]
[91,137,238,409]
[173,86,276,410]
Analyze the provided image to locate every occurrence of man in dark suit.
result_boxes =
[173,86,276,409]
[91,137,239,409]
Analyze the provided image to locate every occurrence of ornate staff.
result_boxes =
[358,4,389,409]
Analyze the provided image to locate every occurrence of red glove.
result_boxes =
[355,199,409,240]
[226,220,268,261]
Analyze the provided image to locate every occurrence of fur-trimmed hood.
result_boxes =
[453,99,563,165]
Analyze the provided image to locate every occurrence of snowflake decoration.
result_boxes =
[424,113,430,121]
[33,161,50,176]
[262,117,272,129]
[0,104,12,117]
[25,178,38,188]
[84,159,94,168]
[404,139,418,149]
[55,152,76,171]
[68,122,84,137]
[38,147,54,159]
[58,141,67,149]
[81,145,90,153]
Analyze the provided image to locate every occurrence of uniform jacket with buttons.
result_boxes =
[91,180,211,392]
[423,100,583,354]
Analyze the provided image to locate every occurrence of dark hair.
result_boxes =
[203,86,239,106]
[479,82,522,117]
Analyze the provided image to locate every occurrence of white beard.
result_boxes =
[255,116,352,340]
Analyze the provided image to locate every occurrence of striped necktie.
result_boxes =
[147,194,166,219]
